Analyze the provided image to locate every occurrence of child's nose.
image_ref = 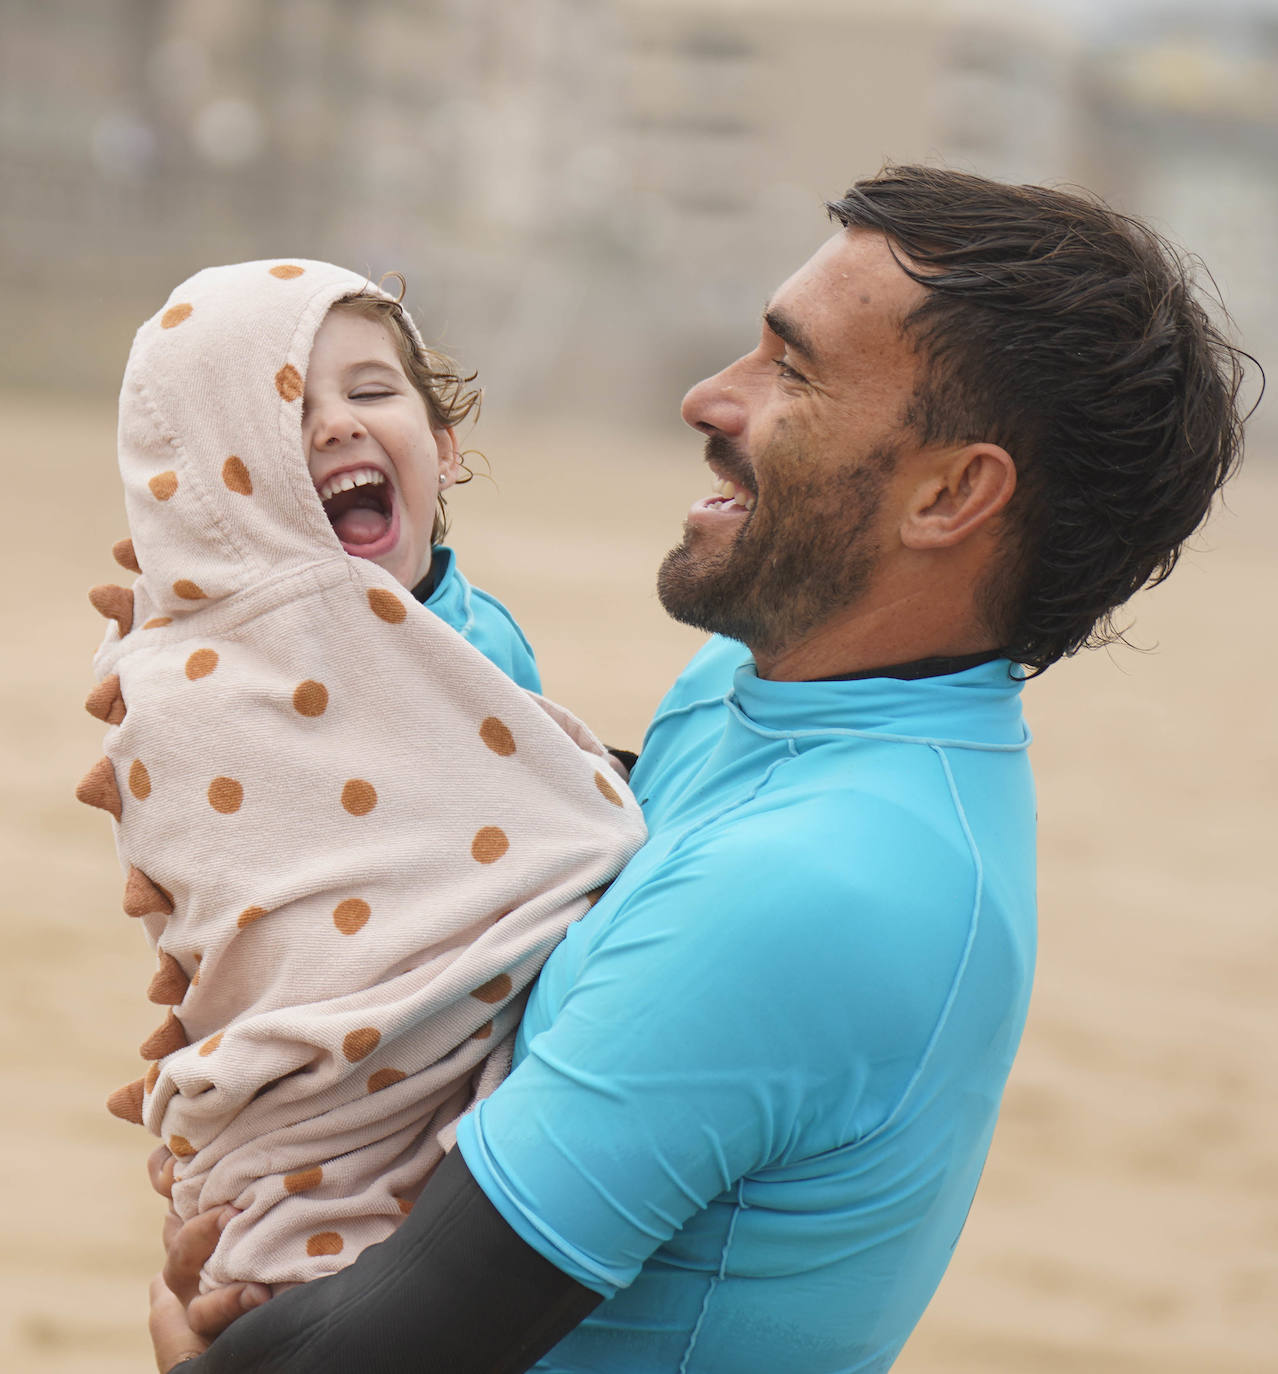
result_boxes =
[313,406,366,448]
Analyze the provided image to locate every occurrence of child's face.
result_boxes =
[304,309,458,589]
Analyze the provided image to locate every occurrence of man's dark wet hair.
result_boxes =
[827,164,1254,673]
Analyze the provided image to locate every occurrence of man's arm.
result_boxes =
[152,1147,602,1374]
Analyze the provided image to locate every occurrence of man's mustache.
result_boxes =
[704,432,758,494]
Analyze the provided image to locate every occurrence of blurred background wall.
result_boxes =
[0,0,1272,431]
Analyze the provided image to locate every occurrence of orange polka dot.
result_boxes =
[238,905,269,928]
[169,1135,196,1158]
[149,471,178,500]
[471,1021,493,1040]
[144,617,173,629]
[173,579,208,600]
[395,1196,413,1216]
[190,953,202,986]
[275,364,303,401]
[198,1033,222,1057]
[129,759,152,800]
[341,780,377,816]
[145,1060,161,1092]
[270,264,305,280]
[222,455,253,495]
[594,772,624,807]
[208,777,244,813]
[367,588,407,624]
[285,1166,323,1194]
[584,885,607,908]
[306,1231,343,1257]
[112,537,140,573]
[343,1027,381,1062]
[293,680,329,716]
[471,826,509,864]
[185,649,218,680]
[333,898,371,935]
[479,717,516,756]
[367,1068,406,1093]
[161,303,193,329]
[470,973,512,1004]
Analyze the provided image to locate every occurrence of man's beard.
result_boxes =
[657,431,895,662]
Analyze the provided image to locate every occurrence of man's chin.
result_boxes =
[655,542,710,622]
[657,542,757,643]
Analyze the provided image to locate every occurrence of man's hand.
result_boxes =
[146,1145,270,1371]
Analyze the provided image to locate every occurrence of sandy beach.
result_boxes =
[2,394,1273,1372]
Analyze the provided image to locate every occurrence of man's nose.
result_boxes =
[680,360,748,437]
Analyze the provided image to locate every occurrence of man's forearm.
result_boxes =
[173,1148,601,1374]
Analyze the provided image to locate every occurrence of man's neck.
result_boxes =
[752,588,1000,682]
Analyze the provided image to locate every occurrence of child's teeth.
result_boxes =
[319,469,386,501]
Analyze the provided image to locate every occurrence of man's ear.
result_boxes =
[436,427,461,487]
[900,443,1016,550]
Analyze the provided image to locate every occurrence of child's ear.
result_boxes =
[436,427,461,487]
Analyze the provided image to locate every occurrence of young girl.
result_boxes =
[77,259,646,1292]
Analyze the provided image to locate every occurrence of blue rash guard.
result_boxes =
[458,635,1037,1374]
[416,544,541,693]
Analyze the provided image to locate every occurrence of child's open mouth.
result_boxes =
[317,467,399,557]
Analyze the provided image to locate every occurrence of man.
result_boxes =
[151,165,1246,1374]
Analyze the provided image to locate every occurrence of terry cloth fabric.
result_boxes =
[86,260,647,1290]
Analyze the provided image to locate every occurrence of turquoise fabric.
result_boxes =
[419,545,541,692]
[458,635,1037,1374]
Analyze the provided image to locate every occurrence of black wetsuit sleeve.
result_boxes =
[607,747,639,774]
[172,1147,602,1374]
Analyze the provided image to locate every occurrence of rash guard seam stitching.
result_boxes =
[677,1178,749,1373]
[860,744,985,1145]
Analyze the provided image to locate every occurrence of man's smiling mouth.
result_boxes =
[317,467,395,547]
[707,474,756,512]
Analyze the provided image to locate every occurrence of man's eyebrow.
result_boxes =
[763,305,819,366]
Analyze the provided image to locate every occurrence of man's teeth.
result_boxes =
[317,468,386,502]
[710,475,756,510]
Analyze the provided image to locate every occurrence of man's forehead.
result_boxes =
[764,229,922,359]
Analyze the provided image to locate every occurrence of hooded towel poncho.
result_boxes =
[81,259,647,1288]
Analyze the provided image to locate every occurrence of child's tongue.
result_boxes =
[334,508,390,546]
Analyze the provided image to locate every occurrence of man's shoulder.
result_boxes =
[689,768,977,903]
